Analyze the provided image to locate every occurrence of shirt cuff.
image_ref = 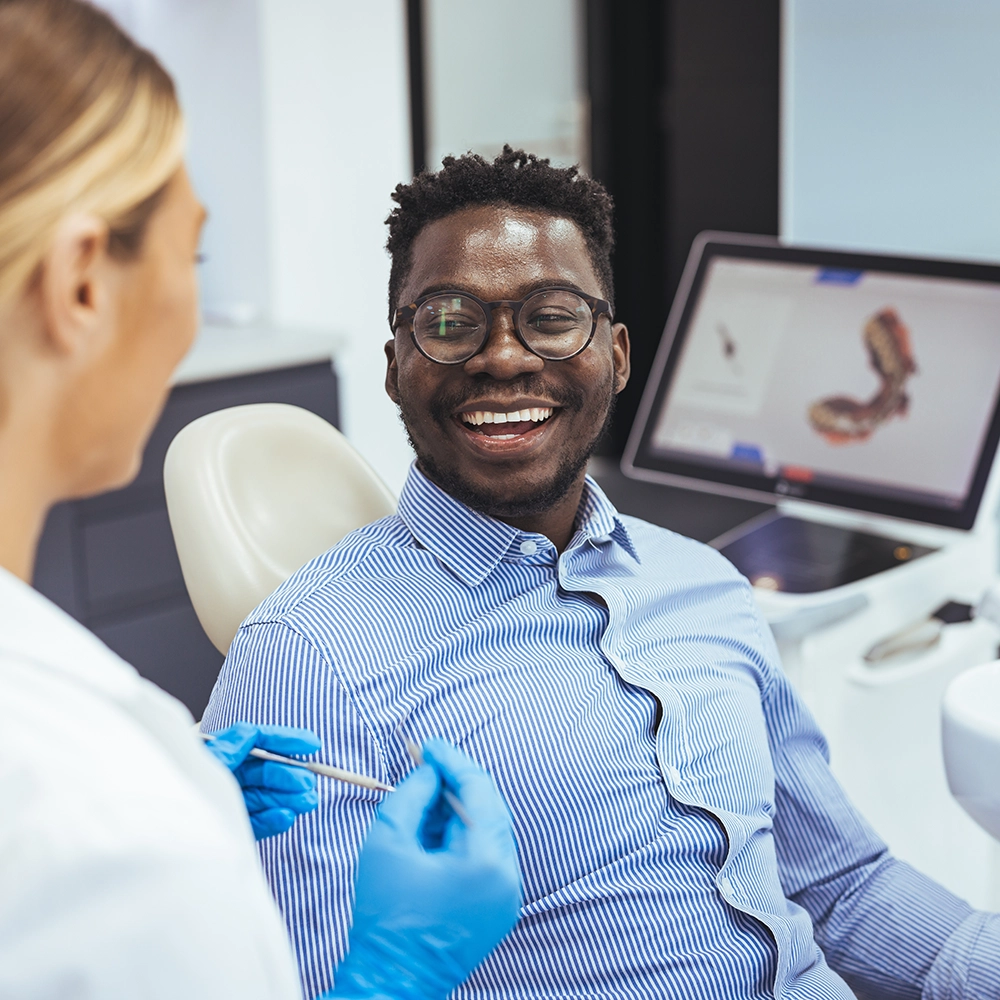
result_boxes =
[923,911,1000,1000]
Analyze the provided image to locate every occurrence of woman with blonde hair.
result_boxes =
[0,1,519,996]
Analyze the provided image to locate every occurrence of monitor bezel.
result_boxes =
[622,232,1000,531]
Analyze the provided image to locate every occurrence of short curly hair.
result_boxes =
[385,146,615,325]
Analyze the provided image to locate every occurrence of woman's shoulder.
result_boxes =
[0,575,257,871]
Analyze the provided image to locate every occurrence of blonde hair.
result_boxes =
[0,0,184,305]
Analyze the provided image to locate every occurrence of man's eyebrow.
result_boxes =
[412,279,591,300]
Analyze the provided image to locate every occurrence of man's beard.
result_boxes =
[397,371,617,520]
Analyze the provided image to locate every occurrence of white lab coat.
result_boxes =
[0,567,304,999]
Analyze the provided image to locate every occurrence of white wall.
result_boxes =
[99,0,273,324]
[783,0,1000,263]
[425,0,587,170]
[258,0,414,493]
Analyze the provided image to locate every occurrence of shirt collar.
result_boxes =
[575,478,641,563]
[397,463,639,586]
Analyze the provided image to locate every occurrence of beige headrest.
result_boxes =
[164,403,396,654]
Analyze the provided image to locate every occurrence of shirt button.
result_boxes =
[519,540,538,555]
[717,874,734,896]
[665,763,681,784]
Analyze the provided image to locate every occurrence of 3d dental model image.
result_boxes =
[808,307,918,444]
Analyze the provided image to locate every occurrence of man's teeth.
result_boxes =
[460,407,553,426]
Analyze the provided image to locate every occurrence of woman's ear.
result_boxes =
[37,213,114,358]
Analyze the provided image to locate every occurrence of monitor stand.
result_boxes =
[712,511,938,594]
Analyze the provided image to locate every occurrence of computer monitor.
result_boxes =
[623,233,1000,533]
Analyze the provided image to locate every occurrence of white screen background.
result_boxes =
[653,259,1000,503]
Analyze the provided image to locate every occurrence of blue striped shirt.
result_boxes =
[205,465,998,1000]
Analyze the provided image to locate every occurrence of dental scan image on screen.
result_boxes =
[649,258,1000,510]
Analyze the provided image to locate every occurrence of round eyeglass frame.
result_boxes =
[392,285,614,365]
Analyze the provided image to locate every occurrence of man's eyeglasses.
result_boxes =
[392,286,613,365]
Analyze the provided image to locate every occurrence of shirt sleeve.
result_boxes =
[922,911,1000,1000]
[755,610,999,1000]
[203,619,390,1000]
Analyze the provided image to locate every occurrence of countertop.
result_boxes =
[171,323,343,386]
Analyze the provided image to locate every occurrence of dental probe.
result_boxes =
[405,738,473,827]
[199,732,395,793]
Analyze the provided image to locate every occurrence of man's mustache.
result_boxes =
[429,376,586,420]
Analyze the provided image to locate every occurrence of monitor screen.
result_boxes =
[624,234,1000,530]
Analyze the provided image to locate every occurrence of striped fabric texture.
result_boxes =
[204,465,992,1000]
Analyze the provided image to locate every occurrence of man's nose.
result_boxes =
[463,307,544,379]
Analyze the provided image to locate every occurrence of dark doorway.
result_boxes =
[587,0,780,454]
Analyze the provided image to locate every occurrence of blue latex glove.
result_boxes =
[203,722,320,840]
[326,739,522,1000]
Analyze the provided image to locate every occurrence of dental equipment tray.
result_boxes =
[710,512,937,594]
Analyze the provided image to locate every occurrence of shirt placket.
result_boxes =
[557,542,769,939]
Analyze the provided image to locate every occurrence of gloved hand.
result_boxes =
[326,739,522,1000]
[202,722,320,840]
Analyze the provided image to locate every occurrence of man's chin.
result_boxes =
[415,454,589,521]
[399,373,617,522]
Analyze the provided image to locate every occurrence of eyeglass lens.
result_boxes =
[412,289,594,363]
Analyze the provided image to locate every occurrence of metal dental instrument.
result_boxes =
[863,601,975,666]
[405,738,473,827]
[200,732,395,793]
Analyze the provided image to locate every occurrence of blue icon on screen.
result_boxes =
[731,443,764,464]
[815,268,863,285]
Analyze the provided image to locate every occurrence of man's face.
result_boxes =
[385,205,630,520]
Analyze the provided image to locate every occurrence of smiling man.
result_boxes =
[204,149,999,1000]
[385,198,626,551]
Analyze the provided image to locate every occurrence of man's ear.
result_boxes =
[37,213,113,358]
[611,322,631,394]
[384,338,401,404]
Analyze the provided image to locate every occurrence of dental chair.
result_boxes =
[163,403,396,655]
